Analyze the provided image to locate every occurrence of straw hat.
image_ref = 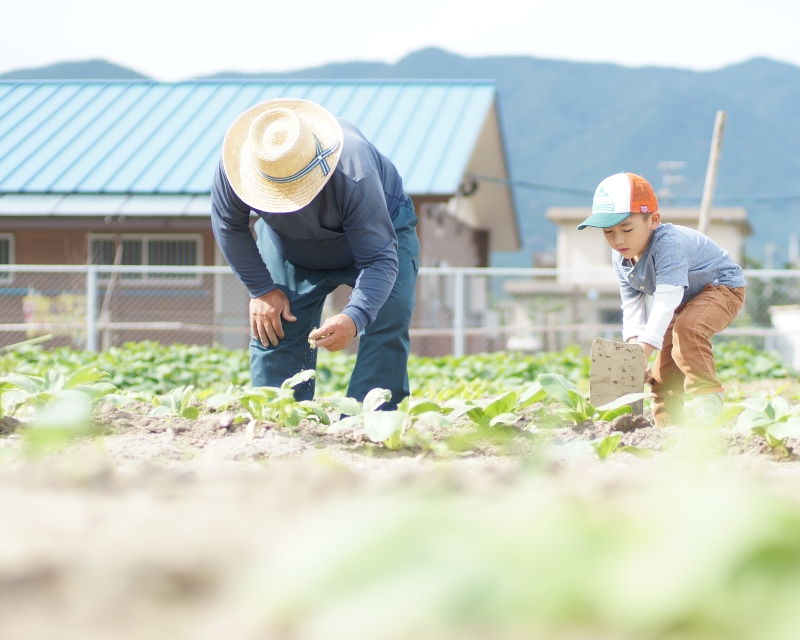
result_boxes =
[222,99,344,213]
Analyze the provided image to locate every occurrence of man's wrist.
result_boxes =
[335,313,357,338]
[252,284,278,300]
[341,309,365,336]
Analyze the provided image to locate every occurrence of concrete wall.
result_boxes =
[414,201,488,268]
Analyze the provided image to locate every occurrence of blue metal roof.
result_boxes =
[0,80,498,196]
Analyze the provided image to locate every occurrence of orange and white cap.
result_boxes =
[578,172,659,229]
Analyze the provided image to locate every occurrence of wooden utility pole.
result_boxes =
[697,111,727,236]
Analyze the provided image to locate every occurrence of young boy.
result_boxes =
[579,172,746,426]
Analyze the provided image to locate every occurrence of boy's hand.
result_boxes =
[638,341,656,361]
[628,337,655,381]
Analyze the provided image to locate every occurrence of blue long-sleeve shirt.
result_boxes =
[211,119,408,333]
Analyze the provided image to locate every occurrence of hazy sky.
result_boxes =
[3,0,798,79]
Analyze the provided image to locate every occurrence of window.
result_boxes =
[0,233,14,283]
[88,234,202,285]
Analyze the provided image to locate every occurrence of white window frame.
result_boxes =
[87,233,204,286]
[0,233,14,284]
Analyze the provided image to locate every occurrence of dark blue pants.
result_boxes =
[250,199,419,409]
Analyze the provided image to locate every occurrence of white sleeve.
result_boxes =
[621,293,647,342]
[638,284,684,350]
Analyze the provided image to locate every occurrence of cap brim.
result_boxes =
[577,213,632,230]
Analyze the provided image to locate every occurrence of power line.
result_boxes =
[466,174,593,196]
[468,174,800,205]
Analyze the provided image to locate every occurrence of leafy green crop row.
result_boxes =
[0,365,651,459]
[0,340,790,399]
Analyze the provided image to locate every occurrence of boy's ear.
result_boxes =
[649,212,661,228]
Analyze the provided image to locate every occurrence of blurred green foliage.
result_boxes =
[0,340,792,400]
[714,340,793,381]
[237,468,800,640]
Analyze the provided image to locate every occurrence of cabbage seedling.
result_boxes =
[150,385,199,420]
[327,389,415,450]
[591,432,652,461]
[0,366,127,417]
[238,370,320,428]
[733,395,800,459]
[538,373,651,425]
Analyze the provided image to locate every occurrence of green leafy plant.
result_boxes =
[439,383,546,432]
[537,373,651,426]
[732,395,800,459]
[400,426,453,457]
[238,370,328,429]
[591,432,652,460]
[0,366,128,417]
[150,385,200,419]
[205,384,241,412]
[21,393,100,456]
[327,388,400,444]
[328,390,457,452]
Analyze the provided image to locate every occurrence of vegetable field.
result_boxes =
[2,340,800,640]
[0,338,790,398]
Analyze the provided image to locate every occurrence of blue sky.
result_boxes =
[3,0,799,79]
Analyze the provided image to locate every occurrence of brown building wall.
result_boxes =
[3,218,216,265]
[0,217,220,349]
[5,206,488,269]
[1,210,494,354]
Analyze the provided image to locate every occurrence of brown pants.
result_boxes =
[651,284,746,427]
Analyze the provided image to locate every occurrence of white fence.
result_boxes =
[1,265,798,363]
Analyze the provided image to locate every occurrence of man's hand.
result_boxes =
[250,289,296,346]
[309,314,357,352]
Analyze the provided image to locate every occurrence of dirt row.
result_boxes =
[1,399,783,472]
[1,400,797,640]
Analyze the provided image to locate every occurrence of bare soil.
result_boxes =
[1,402,798,640]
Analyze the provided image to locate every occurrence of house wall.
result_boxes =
[414,202,488,268]
[1,219,216,265]
[1,210,497,354]
[0,218,222,349]
[410,201,492,356]
[555,226,616,286]
[459,103,519,252]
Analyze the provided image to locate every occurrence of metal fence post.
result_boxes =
[453,269,465,357]
[86,266,98,352]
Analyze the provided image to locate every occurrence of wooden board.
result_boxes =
[590,338,645,414]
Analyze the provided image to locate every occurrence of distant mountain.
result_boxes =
[6,50,800,265]
[208,49,800,266]
[0,59,148,80]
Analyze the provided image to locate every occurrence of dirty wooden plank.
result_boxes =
[590,338,646,414]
